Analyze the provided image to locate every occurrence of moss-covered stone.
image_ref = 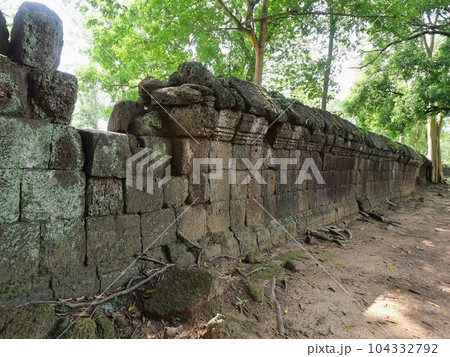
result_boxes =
[94,311,115,339]
[65,318,97,339]
[244,281,264,302]
[167,242,197,265]
[0,58,30,118]
[274,250,309,264]
[0,305,56,338]
[10,2,63,70]
[113,316,128,329]
[0,169,22,223]
[143,266,224,318]
[21,170,85,220]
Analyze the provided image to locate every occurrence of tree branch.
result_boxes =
[254,10,397,22]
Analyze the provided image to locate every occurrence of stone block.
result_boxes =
[176,204,207,242]
[206,201,230,233]
[28,70,77,125]
[267,220,287,246]
[169,61,237,109]
[86,215,141,270]
[0,56,29,118]
[0,10,8,56]
[128,110,164,136]
[138,78,170,105]
[125,184,163,214]
[167,104,218,137]
[86,178,124,216]
[212,109,241,141]
[141,208,177,249]
[0,222,41,291]
[52,266,99,299]
[254,225,271,251]
[50,125,84,170]
[209,174,230,202]
[246,197,264,226]
[262,195,277,220]
[167,242,197,265]
[234,228,259,255]
[10,2,63,70]
[152,84,214,106]
[230,199,246,229]
[0,117,52,169]
[172,138,208,175]
[40,219,85,275]
[0,169,22,223]
[108,100,145,133]
[22,170,85,220]
[232,113,268,145]
[220,231,240,257]
[163,176,188,207]
[80,129,131,178]
[98,264,140,292]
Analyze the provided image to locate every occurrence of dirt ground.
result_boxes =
[141,183,449,339]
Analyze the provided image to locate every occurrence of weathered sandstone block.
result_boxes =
[0,10,8,55]
[50,125,84,170]
[86,178,123,216]
[21,170,85,220]
[0,117,52,169]
[0,57,29,118]
[10,2,63,70]
[28,69,77,124]
[108,100,145,133]
[0,169,22,223]
[80,129,131,178]
[141,208,177,249]
[86,214,141,270]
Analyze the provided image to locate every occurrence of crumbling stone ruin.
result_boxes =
[0,2,430,305]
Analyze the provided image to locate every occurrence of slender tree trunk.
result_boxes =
[321,17,337,110]
[422,32,444,183]
[427,115,445,183]
[254,46,265,84]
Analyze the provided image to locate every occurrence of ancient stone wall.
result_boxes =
[0,3,429,305]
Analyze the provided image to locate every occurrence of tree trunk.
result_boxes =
[254,45,265,85]
[427,115,445,183]
[321,17,337,110]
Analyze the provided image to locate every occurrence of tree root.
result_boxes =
[177,231,205,267]
[271,277,285,335]
[307,229,347,247]
[20,264,174,309]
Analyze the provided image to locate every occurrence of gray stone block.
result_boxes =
[163,176,188,207]
[125,184,163,214]
[0,222,41,293]
[0,169,22,223]
[50,125,84,170]
[86,178,124,217]
[52,266,99,300]
[80,129,131,178]
[0,10,8,56]
[141,208,177,250]
[0,117,52,169]
[108,100,145,133]
[10,2,63,70]
[86,215,141,270]
[28,70,78,125]
[254,225,271,251]
[206,201,230,233]
[176,204,207,242]
[234,228,258,255]
[22,170,85,220]
[167,242,197,265]
[40,219,85,275]
[98,264,140,292]
[0,57,30,118]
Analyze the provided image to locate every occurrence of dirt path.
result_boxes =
[168,183,450,339]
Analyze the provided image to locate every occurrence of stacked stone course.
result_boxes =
[0,3,429,304]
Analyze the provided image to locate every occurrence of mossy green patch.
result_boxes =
[274,250,309,264]
[65,318,97,339]
[243,281,264,302]
[248,261,282,280]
